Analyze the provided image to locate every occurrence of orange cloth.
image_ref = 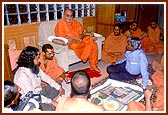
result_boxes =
[102,33,127,63]
[152,72,164,111]
[127,71,164,111]
[147,26,164,54]
[127,101,145,111]
[39,52,64,85]
[152,54,164,74]
[152,72,164,93]
[132,28,149,52]
[55,18,98,69]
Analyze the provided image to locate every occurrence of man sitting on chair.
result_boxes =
[54,8,100,72]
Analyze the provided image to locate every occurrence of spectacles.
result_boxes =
[66,14,73,17]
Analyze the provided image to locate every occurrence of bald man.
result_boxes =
[56,70,104,112]
[55,9,100,72]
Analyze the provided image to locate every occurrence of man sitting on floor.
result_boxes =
[147,19,164,54]
[14,46,65,111]
[102,23,127,64]
[106,37,149,90]
[56,70,104,112]
[39,44,71,97]
[124,21,149,52]
[127,65,164,111]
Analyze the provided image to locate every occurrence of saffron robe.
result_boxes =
[102,33,127,63]
[152,54,164,74]
[55,18,98,69]
[132,28,149,52]
[39,52,64,86]
[147,26,164,54]
[127,71,164,111]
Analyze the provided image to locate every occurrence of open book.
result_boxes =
[88,79,144,111]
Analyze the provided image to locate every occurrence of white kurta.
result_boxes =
[14,67,61,103]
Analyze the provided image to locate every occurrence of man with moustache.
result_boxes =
[39,44,71,97]
[14,46,65,111]
[124,21,149,52]
[107,37,149,90]
[102,24,127,64]
[147,19,164,54]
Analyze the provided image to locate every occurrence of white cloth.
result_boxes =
[48,35,68,44]
[94,33,103,37]
[14,67,61,103]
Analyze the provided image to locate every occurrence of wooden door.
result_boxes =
[96,4,116,38]
[96,4,138,37]
[137,4,159,32]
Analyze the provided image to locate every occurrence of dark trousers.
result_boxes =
[106,62,140,81]
[39,85,59,111]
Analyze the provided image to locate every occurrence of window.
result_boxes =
[4,3,96,26]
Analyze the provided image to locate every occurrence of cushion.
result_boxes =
[8,50,22,70]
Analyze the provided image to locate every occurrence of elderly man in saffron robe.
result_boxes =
[102,23,127,64]
[55,8,100,72]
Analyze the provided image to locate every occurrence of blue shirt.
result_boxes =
[116,50,149,88]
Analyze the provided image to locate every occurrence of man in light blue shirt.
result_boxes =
[107,37,149,89]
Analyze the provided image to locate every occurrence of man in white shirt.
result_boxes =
[14,46,65,111]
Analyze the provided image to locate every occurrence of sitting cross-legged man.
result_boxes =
[124,21,149,52]
[102,23,127,64]
[14,46,65,111]
[56,70,104,112]
[39,44,71,97]
[106,37,149,90]
[147,19,164,54]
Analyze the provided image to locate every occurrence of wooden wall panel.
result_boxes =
[83,16,96,33]
[119,4,137,21]
[96,4,115,37]
[4,44,13,81]
[4,23,39,50]
[138,4,159,31]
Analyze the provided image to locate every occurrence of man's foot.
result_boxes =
[90,67,101,72]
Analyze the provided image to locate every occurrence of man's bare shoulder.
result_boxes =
[87,102,105,111]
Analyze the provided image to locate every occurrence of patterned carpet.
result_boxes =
[91,64,157,106]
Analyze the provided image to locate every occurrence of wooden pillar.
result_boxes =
[4,44,13,81]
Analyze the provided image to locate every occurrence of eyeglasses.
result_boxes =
[66,14,73,17]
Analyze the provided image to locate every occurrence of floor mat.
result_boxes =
[67,67,101,78]
[91,64,157,106]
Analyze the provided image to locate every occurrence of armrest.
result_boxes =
[48,36,68,44]
[94,33,105,42]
